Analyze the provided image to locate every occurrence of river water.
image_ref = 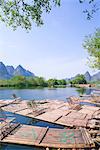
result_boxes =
[0,87,93,150]
[0,87,93,100]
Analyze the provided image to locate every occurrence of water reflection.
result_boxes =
[85,88,93,95]
[76,88,93,95]
[0,87,81,100]
[76,88,86,95]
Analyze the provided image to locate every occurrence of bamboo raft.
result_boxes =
[1,99,100,129]
[0,95,100,149]
[1,124,95,149]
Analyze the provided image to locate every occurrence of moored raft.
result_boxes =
[0,99,100,129]
[0,98,100,149]
[2,125,95,149]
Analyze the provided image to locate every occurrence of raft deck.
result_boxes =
[2,125,95,149]
[1,100,100,129]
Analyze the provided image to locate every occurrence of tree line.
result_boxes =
[0,74,88,88]
[0,76,66,88]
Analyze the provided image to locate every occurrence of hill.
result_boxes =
[0,62,35,80]
[65,71,100,82]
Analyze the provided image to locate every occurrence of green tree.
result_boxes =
[0,0,60,30]
[34,77,47,86]
[26,77,37,87]
[47,79,57,87]
[57,79,66,85]
[0,0,99,30]
[71,74,87,84]
[0,0,100,30]
[83,28,100,69]
[10,76,27,87]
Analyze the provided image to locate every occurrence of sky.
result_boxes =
[0,0,100,79]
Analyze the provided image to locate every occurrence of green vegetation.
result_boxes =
[0,76,67,88]
[83,28,100,69]
[0,0,98,30]
[0,0,60,30]
[47,79,66,88]
[70,75,87,85]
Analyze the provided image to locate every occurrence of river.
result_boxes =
[0,87,93,150]
[0,87,93,100]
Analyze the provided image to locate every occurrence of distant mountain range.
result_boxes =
[0,61,100,82]
[0,62,35,80]
[84,71,100,82]
[66,71,100,82]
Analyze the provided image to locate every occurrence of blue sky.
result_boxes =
[0,0,100,79]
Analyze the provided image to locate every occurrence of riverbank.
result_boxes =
[72,83,96,88]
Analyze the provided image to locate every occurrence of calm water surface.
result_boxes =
[0,87,93,150]
[0,87,93,100]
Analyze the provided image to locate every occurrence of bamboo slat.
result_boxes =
[2,125,95,148]
[1,99,100,129]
